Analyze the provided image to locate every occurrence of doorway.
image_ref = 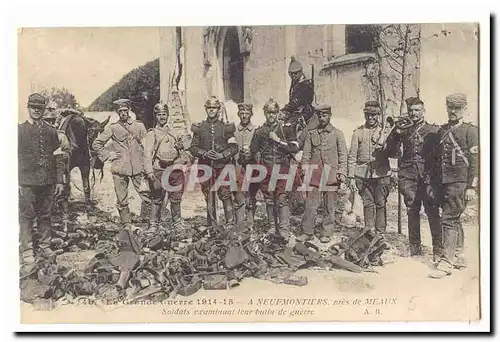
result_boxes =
[222,27,244,103]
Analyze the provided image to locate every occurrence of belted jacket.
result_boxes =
[434,121,479,187]
[92,117,147,176]
[143,124,192,175]
[347,123,392,179]
[250,121,300,167]
[302,123,348,185]
[387,121,440,181]
[190,119,238,169]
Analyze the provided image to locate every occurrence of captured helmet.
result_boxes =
[154,101,169,114]
[204,96,222,109]
[263,98,280,113]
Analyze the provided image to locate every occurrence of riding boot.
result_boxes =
[171,201,183,231]
[246,204,256,229]
[278,204,291,241]
[429,229,457,279]
[234,200,246,226]
[139,201,151,223]
[266,203,276,234]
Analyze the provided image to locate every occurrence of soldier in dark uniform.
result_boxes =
[18,93,66,271]
[190,96,239,229]
[297,105,348,243]
[429,93,478,279]
[387,97,443,259]
[280,57,315,132]
[250,98,300,240]
[347,101,394,233]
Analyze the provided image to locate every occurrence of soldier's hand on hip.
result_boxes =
[465,188,477,202]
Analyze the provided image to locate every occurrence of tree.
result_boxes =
[41,87,80,109]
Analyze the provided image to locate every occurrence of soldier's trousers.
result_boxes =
[355,176,390,232]
[259,164,291,231]
[112,173,151,210]
[19,184,55,254]
[200,167,233,224]
[440,182,467,264]
[302,186,338,237]
[233,166,259,224]
[400,177,443,253]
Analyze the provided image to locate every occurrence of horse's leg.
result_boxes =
[80,164,92,211]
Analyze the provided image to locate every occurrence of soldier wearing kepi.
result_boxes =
[387,97,443,259]
[18,93,66,271]
[297,105,348,243]
[143,102,191,232]
[429,93,478,279]
[250,98,300,240]
[347,101,393,233]
[92,99,150,229]
[233,103,258,227]
[190,96,239,229]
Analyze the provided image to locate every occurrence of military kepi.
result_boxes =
[314,105,332,114]
[363,100,381,113]
[405,96,423,107]
[446,93,467,108]
[113,98,132,111]
[27,93,47,107]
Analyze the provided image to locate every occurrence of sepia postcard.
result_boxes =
[13,15,489,331]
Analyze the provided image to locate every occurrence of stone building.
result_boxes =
[160,24,422,133]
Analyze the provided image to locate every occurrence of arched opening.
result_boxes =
[222,26,244,103]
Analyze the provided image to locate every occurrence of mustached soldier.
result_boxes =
[297,105,348,243]
[233,103,258,227]
[143,101,191,232]
[387,97,443,259]
[250,98,300,240]
[19,93,66,273]
[347,101,393,233]
[429,93,478,279]
[92,99,150,229]
[190,96,239,229]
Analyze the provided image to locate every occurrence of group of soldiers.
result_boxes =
[19,57,478,280]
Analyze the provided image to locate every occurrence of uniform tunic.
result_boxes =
[347,123,392,232]
[301,123,347,236]
[388,121,442,251]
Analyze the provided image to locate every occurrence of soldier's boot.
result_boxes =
[118,206,132,229]
[139,201,151,223]
[234,201,246,227]
[36,219,56,259]
[222,199,235,232]
[429,229,458,279]
[148,202,162,233]
[265,203,276,235]
[454,248,467,270]
[171,201,183,232]
[277,204,291,241]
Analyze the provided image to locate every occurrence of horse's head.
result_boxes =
[86,115,111,148]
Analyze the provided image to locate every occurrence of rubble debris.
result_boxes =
[20,217,389,306]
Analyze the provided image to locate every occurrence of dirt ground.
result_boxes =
[20,164,481,323]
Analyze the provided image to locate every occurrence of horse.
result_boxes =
[57,109,110,209]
